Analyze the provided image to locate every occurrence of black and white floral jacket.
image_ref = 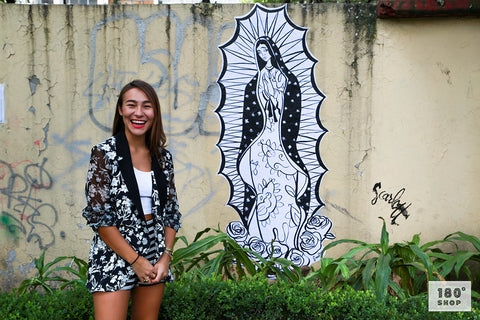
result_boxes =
[82,131,182,293]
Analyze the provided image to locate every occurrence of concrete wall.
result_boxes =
[0,3,479,290]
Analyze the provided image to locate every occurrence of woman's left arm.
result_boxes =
[152,150,181,282]
[152,226,176,281]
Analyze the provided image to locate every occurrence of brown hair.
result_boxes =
[112,80,167,162]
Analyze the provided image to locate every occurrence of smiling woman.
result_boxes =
[119,89,154,135]
[82,80,182,320]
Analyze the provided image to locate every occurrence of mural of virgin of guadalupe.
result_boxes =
[237,37,311,256]
[218,4,334,266]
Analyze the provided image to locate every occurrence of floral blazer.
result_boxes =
[82,131,182,293]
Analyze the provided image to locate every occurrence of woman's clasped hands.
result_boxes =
[131,255,170,284]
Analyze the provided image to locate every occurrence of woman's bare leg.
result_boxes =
[130,283,166,320]
[93,290,130,320]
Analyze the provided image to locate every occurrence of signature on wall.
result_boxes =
[371,182,412,225]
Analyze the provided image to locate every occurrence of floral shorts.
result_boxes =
[120,219,174,290]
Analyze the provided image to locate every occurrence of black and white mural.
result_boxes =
[215,4,334,266]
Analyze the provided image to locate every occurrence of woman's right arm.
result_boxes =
[97,227,138,266]
[82,146,116,230]
[98,226,156,281]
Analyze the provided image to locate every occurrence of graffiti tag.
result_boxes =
[0,158,58,249]
[371,182,411,225]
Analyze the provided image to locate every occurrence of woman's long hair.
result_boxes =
[112,80,167,164]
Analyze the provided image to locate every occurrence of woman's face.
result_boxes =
[118,88,155,140]
[257,44,271,62]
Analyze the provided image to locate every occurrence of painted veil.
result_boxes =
[216,4,334,266]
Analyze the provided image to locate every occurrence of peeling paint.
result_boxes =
[2,42,15,59]
[28,75,40,96]
[39,121,49,155]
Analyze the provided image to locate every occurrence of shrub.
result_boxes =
[6,223,479,319]
[1,278,478,319]
[160,276,480,320]
[159,275,391,320]
[0,284,93,320]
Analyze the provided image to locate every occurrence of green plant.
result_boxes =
[1,284,93,320]
[310,218,480,303]
[172,221,480,304]
[2,278,478,320]
[438,231,480,299]
[172,226,302,282]
[17,250,88,295]
[172,226,256,279]
[314,219,443,301]
[159,277,480,320]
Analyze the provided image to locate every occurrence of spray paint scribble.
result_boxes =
[0,158,58,249]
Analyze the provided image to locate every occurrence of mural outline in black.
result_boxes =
[216,4,334,266]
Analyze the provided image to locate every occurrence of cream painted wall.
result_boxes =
[0,4,478,290]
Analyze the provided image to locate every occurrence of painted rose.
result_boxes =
[299,230,322,255]
[305,214,331,231]
[287,249,309,266]
[266,241,288,258]
[248,236,267,257]
[226,221,248,244]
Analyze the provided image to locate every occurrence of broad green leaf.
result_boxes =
[451,251,478,277]
[323,238,367,251]
[379,217,389,254]
[420,239,451,251]
[172,233,229,264]
[411,233,420,246]
[445,232,480,252]
[374,253,391,302]
[204,251,225,277]
[342,245,375,259]
[362,258,376,291]
[388,278,407,300]
[409,245,433,280]
[174,235,189,247]
[34,251,46,275]
[472,290,480,300]
[338,263,351,280]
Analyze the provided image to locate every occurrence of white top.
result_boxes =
[133,167,153,216]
